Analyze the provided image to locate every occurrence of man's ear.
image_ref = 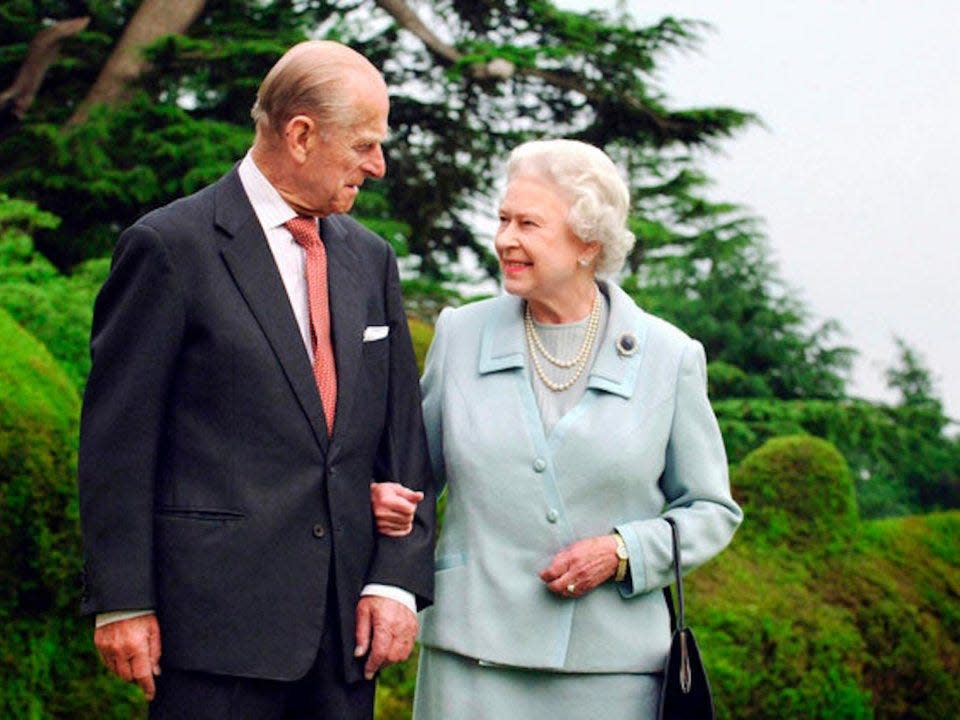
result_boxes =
[283,114,315,163]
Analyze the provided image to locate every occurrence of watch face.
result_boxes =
[616,546,629,560]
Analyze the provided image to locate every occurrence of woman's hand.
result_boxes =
[539,534,619,598]
[370,482,424,537]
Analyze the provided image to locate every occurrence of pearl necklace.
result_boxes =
[524,291,601,392]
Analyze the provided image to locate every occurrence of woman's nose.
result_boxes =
[494,225,518,251]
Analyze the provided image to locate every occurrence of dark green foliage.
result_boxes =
[707,360,772,399]
[0,1,331,267]
[2,97,253,266]
[1,1,754,278]
[0,308,144,718]
[0,194,107,390]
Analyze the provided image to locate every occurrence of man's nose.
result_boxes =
[364,146,386,179]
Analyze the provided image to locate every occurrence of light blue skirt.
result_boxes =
[412,646,662,720]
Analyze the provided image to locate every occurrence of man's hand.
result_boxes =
[370,482,423,537]
[94,614,162,701]
[353,595,418,680]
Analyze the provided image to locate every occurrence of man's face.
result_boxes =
[296,78,389,217]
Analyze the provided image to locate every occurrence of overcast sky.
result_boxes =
[553,0,959,422]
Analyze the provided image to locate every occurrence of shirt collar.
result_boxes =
[237,151,300,233]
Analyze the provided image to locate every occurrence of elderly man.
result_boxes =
[78,40,435,719]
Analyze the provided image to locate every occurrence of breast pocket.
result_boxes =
[355,328,390,427]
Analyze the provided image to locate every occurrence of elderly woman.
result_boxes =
[374,139,742,718]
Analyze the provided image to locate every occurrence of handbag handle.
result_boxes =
[665,516,685,630]
[663,516,692,693]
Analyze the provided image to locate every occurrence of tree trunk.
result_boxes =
[65,0,206,128]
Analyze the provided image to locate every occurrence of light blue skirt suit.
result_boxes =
[413,281,742,719]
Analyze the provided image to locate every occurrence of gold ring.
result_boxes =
[566,583,577,595]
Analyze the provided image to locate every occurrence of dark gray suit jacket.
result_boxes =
[78,167,435,682]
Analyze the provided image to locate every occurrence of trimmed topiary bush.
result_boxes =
[733,434,858,552]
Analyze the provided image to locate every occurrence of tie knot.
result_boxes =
[285,216,320,249]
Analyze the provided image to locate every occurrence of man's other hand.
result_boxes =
[353,595,418,680]
[94,613,162,700]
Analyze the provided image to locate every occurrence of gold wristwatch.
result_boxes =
[613,532,629,582]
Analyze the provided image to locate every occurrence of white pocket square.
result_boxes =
[363,325,390,342]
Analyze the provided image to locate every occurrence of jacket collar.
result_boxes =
[478,280,647,399]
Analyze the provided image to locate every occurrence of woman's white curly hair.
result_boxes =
[505,139,635,275]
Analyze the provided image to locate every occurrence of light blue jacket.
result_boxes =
[418,281,742,673]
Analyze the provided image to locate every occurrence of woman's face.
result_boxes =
[494,176,594,308]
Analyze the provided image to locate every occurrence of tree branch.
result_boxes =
[0,17,90,125]
[371,0,681,135]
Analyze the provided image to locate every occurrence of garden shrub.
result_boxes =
[684,434,960,720]
[0,308,143,718]
[732,434,858,552]
[0,194,109,392]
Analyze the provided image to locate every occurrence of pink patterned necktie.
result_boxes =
[285,216,337,435]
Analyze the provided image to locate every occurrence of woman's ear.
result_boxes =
[581,241,602,267]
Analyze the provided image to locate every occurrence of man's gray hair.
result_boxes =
[250,40,381,134]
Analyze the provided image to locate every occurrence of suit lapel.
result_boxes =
[321,215,364,440]
[213,170,331,452]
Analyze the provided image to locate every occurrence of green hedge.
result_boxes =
[0,308,143,718]
[0,194,109,392]
[686,435,960,720]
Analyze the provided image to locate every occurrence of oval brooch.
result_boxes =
[616,332,638,357]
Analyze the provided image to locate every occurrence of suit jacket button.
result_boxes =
[313,524,326,538]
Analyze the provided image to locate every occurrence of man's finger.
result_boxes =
[148,622,162,676]
[364,620,390,680]
[354,601,372,657]
[131,652,156,700]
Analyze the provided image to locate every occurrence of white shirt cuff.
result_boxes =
[95,609,154,628]
[360,584,417,614]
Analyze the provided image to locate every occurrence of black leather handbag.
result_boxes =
[658,517,716,720]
